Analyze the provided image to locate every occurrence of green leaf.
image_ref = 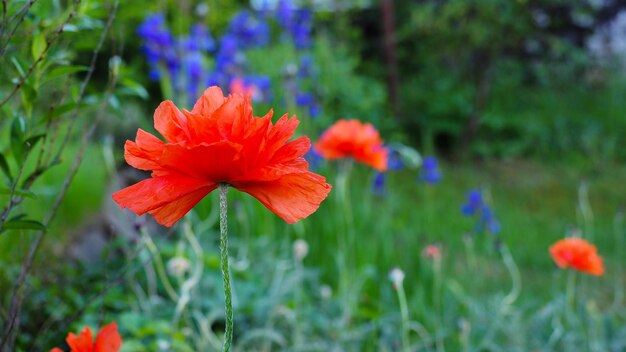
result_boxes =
[11,117,25,160]
[108,94,120,109]
[7,214,26,222]
[0,153,11,180]
[1,219,46,231]
[47,102,80,120]
[2,104,15,119]
[0,188,37,199]
[11,56,26,78]
[31,33,47,60]
[20,83,38,111]
[24,134,45,151]
[120,78,148,99]
[61,24,78,32]
[45,65,89,82]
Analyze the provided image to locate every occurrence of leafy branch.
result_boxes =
[0,1,119,349]
[0,0,79,109]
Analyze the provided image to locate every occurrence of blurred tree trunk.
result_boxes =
[381,0,400,117]
[459,54,492,157]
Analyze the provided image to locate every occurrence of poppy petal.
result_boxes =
[270,136,310,164]
[50,348,64,352]
[147,183,218,227]
[235,158,309,183]
[263,114,300,157]
[210,94,249,139]
[154,100,189,143]
[94,322,122,352]
[66,326,94,352]
[124,129,165,171]
[158,141,244,181]
[236,172,332,224]
[191,86,226,117]
[112,175,215,223]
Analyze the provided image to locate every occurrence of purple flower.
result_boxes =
[138,13,178,82]
[229,10,270,48]
[372,172,386,197]
[148,69,160,81]
[461,190,483,216]
[298,55,314,78]
[386,147,405,171]
[304,148,323,170]
[275,0,313,48]
[461,189,501,235]
[421,156,442,184]
[184,52,205,103]
[184,24,215,52]
[296,92,314,106]
[308,102,321,117]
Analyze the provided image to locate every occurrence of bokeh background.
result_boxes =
[0,0,625,351]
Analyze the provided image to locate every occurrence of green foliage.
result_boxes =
[1,1,625,351]
[391,0,626,159]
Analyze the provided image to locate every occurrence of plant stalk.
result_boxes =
[219,184,233,352]
[396,282,411,352]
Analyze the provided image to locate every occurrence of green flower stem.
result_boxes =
[337,159,354,231]
[433,255,445,352]
[335,159,356,324]
[501,244,521,306]
[565,269,577,319]
[141,229,179,302]
[395,282,411,352]
[336,159,355,266]
[219,184,233,352]
[613,210,624,309]
[462,234,477,278]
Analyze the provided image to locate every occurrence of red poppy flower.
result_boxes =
[549,237,604,276]
[229,78,258,100]
[314,119,387,171]
[112,86,331,227]
[50,322,121,352]
[422,244,442,261]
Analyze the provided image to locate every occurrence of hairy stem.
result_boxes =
[395,282,410,352]
[220,184,233,352]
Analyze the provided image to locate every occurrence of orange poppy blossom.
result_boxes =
[549,237,604,276]
[314,119,387,171]
[50,322,121,352]
[112,86,332,227]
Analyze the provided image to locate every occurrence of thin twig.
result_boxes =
[0,0,78,108]
[5,0,36,26]
[0,2,117,348]
[0,0,7,38]
[36,76,72,170]
[0,0,38,57]
[19,77,73,190]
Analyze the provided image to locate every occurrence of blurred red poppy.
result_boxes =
[112,86,331,227]
[314,119,387,171]
[50,322,121,352]
[549,237,604,276]
[229,78,258,100]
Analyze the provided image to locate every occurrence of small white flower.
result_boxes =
[320,285,332,299]
[293,239,309,261]
[157,339,170,351]
[195,3,209,16]
[167,256,190,276]
[389,267,405,289]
